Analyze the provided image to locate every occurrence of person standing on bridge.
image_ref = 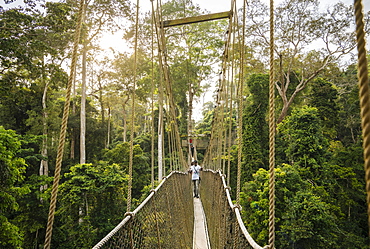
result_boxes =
[189,160,202,198]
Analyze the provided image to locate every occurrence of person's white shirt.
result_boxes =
[191,165,201,180]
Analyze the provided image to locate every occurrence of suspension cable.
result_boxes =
[236,0,246,206]
[354,0,370,236]
[151,3,155,189]
[168,125,173,171]
[43,1,86,248]
[217,75,224,170]
[268,0,276,246]
[153,0,187,171]
[228,1,238,186]
[222,0,236,174]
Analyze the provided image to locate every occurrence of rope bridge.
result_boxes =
[92,1,269,247]
[93,170,265,249]
[42,0,370,248]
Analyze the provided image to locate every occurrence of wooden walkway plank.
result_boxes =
[193,198,210,249]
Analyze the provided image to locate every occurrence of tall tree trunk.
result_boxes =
[70,69,77,159]
[97,75,106,148]
[40,80,49,192]
[80,43,87,164]
[98,75,105,125]
[107,106,111,149]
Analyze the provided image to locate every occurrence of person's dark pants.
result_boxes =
[192,179,200,197]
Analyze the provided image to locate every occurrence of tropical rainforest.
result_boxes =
[1,0,370,248]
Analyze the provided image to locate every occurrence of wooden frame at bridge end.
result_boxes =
[162,11,231,28]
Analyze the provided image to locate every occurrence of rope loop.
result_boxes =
[124,212,135,218]
[233,203,241,211]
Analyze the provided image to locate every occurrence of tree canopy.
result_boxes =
[0,0,369,248]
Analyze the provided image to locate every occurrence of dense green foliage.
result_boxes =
[0,127,28,248]
[55,163,127,248]
[0,0,369,248]
[242,87,367,248]
[242,74,269,180]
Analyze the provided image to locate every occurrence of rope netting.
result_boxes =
[200,170,266,249]
[93,172,194,248]
[92,170,266,249]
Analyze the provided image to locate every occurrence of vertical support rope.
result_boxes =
[127,0,140,213]
[224,72,229,174]
[152,0,187,171]
[170,123,176,170]
[354,0,370,236]
[43,1,86,248]
[220,7,234,173]
[168,127,172,171]
[236,0,246,206]
[228,1,237,187]
[218,77,225,170]
[151,2,155,189]
[268,0,276,248]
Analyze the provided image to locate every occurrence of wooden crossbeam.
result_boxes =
[162,11,231,28]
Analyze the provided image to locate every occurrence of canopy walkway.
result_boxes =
[93,170,265,249]
[41,0,370,248]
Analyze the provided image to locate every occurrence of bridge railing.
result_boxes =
[93,169,266,249]
[200,170,266,249]
[93,171,194,249]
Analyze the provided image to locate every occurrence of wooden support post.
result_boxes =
[162,11,231,28]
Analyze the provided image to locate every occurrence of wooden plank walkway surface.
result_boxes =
[193,198,210,249]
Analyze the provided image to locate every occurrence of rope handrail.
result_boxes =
[93,170,183,248]
[92,216,132,249]
[92,171,193,248]
[204,169,268,249]
[234,208,268,249]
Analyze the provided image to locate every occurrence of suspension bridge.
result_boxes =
[92,170,265,249]
[42,0,370,248]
